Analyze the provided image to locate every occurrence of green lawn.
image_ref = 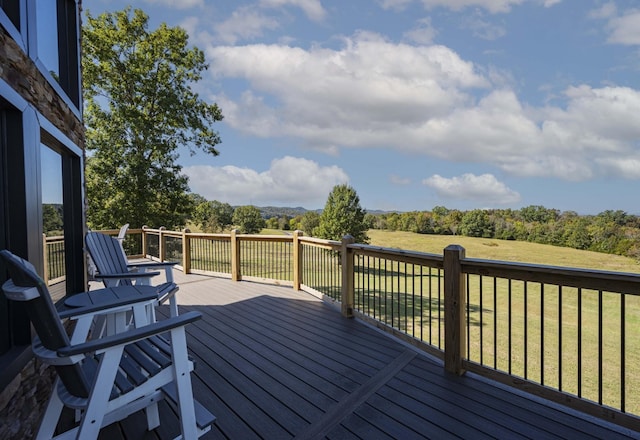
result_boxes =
[367,229,640,274]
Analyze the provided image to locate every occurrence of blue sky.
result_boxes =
[83,0,640,214]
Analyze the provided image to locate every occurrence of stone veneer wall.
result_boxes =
[0,27,85,145]
[0,358,56,439]
[0,19,85,439]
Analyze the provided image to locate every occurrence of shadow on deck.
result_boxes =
[96,270,638,439]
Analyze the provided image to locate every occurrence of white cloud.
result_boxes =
[607,10,640,45]
[390,175,411,185]
[378,0,414,11]
[461,15,507,40]
[589,4,640,46]
[206,32,640,182]
[208,31,488,152]
[423,173,521,204]
[588,2,617,20]
[419,0,525,14]
[142,0,204,9]
[596,157,640,179]
[382,0,560,13]
[213,7,280,44]
[404,17,437,44]
[259,0,327,21]
[185,157,349,206]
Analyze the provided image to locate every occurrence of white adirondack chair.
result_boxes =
[0,250,215,439]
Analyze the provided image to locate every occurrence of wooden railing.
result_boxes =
[44,227,640,430]
[43,234,66,286]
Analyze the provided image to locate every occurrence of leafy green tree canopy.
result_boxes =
[232,206,265,234]
[300,211,320,235]
[83,7,223,229]
[459,209,495,238]
[194,200,234,232]
[42,204,63,235]
[316,185,369,243]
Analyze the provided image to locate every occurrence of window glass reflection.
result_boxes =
[41,144,65,300]
[41,144,63,234]
[0,0,21,30]
[36,0,59,81]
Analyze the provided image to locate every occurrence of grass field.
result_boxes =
[367,229,640,274]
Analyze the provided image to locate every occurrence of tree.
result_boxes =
[42,204,63,235]
[192,199,234,232]
[519,205,559,223]
[83,8,223,229]
[299,211,320,235]
[315,185,369,243]
[232,205,265,234]
[459,209,494,238]
[266,217,279,229]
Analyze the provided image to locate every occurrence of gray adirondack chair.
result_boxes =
[0,249,215,439]
[85,231,179,316]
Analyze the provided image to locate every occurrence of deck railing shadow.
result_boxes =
[150,291,637,439]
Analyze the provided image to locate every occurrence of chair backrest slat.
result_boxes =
[86,232,133,286]
[0,250,91,398]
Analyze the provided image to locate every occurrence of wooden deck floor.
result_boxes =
[95,270,639,439]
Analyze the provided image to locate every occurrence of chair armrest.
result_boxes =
[58,311,202,357]
[58,295,157,319]
[127,261,175,283]
[95,271,161,280]
[127,261,178,269]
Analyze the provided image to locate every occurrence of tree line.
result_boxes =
[367,206,640,260]
[270,205,640,260]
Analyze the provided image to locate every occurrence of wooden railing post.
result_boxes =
[444,244,466,375]
[159,226,166,262]
[182,228,191,274]
[141,225,148,257]
[231,229,241,281]
[293,230,303,291]
[42,234,49,285]
[341,235,355,318]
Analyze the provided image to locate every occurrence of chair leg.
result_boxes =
[169,295,178,317]
[170,327,198,439]
[145,402,160,430]
[36,378,64,440]
[77,348,123,439]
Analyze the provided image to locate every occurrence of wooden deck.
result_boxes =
[94,270,639,439]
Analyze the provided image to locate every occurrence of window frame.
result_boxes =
[38,113,85,294]
[26,0,82,116]
[0,80,32,389]
[0,0,27,51]
[0,78,85,389]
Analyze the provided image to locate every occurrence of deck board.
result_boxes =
[85,270,640,439]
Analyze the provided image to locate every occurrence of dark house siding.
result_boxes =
[0,1,85,438]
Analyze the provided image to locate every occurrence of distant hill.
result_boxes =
[253,206,394,218]
[257,206,318,218]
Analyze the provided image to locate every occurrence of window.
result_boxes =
[41,143,65,301]
[39,126,85,299]
[36,0,59,81]
[0,0,25,48]
[31,0,81,109]
[0,0,20,31]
